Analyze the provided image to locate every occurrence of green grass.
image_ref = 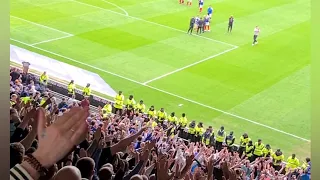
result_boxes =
[10,0,310,159]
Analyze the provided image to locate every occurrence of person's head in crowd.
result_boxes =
[258,139,262,145]
[149,174,156,180]
[141,175,148,180]
[129,95,133,100]
[265,144,271,150]
[10,108,20,123]
[139,100,143,104]
[75,157,95,180]
[118,91,122,95]
[130,174,143,180]
[98,167,113,180]
[220,126,224,131]
[198,122,203,128]
[150,105,154,111]
[229,131,233,136]
[11,94,18,102]
[160,107,164,112]
[248,140,253,146]
[69,80,74,84]
[10,142,25,168]
[306,157,311,163]
[53,166,82,180]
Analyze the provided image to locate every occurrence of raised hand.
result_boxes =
[32,107,89,168]
[157,153,174,180]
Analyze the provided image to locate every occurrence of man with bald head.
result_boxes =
[53,166,82,180]
[76,157,95,180]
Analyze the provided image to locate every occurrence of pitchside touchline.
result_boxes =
[10,38,310,143]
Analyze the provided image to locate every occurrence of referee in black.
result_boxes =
[227,15,234,33]
[187,16,195,34]
[197,17,204,34]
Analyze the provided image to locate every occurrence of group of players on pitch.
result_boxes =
[182,0,261,46]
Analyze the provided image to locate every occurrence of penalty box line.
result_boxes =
[142,46,238,85]
[10,38,310,143]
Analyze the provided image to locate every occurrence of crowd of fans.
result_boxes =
[9,66,311,180]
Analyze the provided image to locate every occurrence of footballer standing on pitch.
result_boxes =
[253,26,260,45]
[187,16,195,34]
[227,15,234,33]
[197,17,204,34]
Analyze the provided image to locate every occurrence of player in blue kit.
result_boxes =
[207,5,213,18]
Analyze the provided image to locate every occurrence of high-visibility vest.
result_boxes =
[136,103,146,113]
[179,117,188,127]
[188,123,196,134]
[226,135,235,146]
[21,96,31,104]
[262,148,273,157]
[148,109,156,118]
[114,94,124,109]
[68,83,75,94]
[10,100,16,107]
[83,87,91,96]
[272,153,284,166]
[126,99,136,109]
[168,116,178,124]
[286,156,300,169]
[216,130,226,142]
[157,111,167,121]
[195,127,204,137]
[39,74,48,84]
[203,132,212,145]
[239,136,251,147]
[253,142,265,156]
[245,145,254,157]
[102,104,112,116]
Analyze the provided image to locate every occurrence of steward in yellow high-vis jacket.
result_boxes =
[272,149,284,171]
[148,105,156,119]
[39,71,49,86]
[125,95,136,115]
[286,154,300,170]
[67,80,76,98]
[135,100,146,113]
[82,83,91,97]
[113,91,124,115]
[178,113,188,139]
[195,122,204,143]
[188,120,196,142]
[156,108,167,125]
[252,139,265,161]
[225,131,235,152]
[215,126,226,151]
[168,112,178,125]
[102,102,112,118]
[262,144,273,158]
[244,140,254,161]
[238,133,251,157]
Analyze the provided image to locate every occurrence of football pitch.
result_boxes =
[10,0,310,158]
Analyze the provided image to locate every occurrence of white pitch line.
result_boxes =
[100,0,129,16]
[10,38,310,142]
[10,15,73,36]
[142,46,238,85]
[70,0,238,48]
[30,34,74,45]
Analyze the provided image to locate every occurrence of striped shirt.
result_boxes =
[254,27,260,35]
[10,164,34,180]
